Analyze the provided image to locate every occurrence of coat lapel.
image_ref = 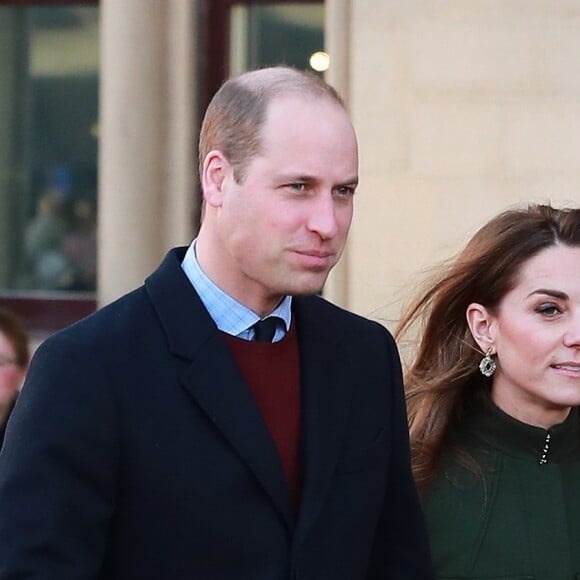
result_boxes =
[145,248,294,530]
[292,297,354,544]
[181,336,295,529]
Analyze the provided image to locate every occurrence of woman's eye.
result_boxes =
[536,303,561,316]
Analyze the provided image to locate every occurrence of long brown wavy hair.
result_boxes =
[395,203,580,491]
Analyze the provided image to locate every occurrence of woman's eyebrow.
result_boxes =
[526,288,568,300]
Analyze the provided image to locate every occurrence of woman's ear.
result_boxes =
[200,150,230,208]
[466,303,496,353]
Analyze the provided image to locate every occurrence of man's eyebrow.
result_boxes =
[276,172,316,182]
[526,288,569,300]
[276,173,359,186]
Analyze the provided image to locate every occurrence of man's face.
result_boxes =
[203,95,358,316]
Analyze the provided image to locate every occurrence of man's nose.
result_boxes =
[307,192,339,240]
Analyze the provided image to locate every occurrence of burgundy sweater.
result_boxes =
[224,324,301,504]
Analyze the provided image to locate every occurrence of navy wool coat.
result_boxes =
[0,248,432,579]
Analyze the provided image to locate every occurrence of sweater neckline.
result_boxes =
[221,321,297,352]
[462,389,580,464]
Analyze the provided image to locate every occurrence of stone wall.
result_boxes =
[345,0,580,326]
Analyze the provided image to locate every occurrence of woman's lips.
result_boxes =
[551,362,580,376]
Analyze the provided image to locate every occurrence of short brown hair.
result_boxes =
[198,66,345,183]
[0,308,30,369]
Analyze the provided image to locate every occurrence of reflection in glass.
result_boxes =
[0,6,99,294]
[230,3,324,76]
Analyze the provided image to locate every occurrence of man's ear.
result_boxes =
[466,303,496,353]
[201,150,230,208]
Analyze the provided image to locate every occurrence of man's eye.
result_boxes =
[335,186,356,197]
[288,183,306,192]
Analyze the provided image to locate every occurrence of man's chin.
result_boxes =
[286,276,329,297]
[290,287,324,298]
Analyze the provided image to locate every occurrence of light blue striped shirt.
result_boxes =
[181,240,292,342]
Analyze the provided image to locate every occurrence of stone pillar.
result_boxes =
[164,0,198,252]
[98,0,197,306]
[324,0,352,309]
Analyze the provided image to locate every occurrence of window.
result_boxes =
[0,3,98,335]
[199,0,324,116]
[229,3,324,76]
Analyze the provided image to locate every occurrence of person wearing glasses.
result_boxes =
[0,308,29,448]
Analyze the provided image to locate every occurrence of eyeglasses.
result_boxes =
[0,354,18,368]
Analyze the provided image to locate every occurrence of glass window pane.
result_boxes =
[0,6,99,295]
[230,3,324,76]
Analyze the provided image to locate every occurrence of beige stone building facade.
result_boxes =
[344,1,580,327]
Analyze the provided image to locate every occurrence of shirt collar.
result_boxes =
[181,240,292,338]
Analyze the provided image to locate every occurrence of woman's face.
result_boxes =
[0,331,24,406]
[471,244,580,428]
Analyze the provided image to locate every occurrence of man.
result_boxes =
[0,67,432,579]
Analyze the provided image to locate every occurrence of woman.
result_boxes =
[0,308,29,448]
[396,204,580,578]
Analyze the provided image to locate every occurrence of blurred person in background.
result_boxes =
[0,308,30,448]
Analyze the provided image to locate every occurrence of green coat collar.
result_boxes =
[461,389,580,464]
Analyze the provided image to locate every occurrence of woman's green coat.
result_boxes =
[424,390,580,579]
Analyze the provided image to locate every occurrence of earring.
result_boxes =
[479,348,496,378]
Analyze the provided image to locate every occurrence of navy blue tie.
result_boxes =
[251,317,280,342]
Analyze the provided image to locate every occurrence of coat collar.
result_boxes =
[145,247,217,360]
[145,248,355,538]
[462,388,580,464]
